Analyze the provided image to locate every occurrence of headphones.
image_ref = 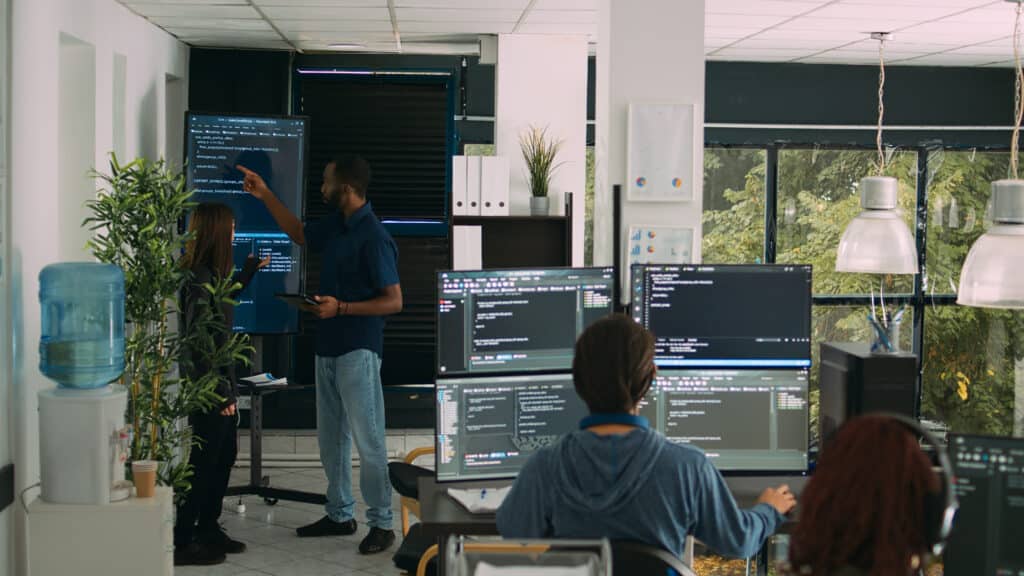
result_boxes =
[836,413,959,557]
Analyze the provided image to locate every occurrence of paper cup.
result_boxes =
[132,460,158,498]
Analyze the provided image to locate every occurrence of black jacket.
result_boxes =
[181,258,260,411]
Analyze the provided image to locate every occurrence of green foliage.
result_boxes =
[702,147,1024,437]
[84,154,252,494]
[519,125,564,198]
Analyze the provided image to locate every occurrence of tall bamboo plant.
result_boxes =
[84,154,253,493]
[519,125,565,198]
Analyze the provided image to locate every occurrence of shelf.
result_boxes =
[452,215,567,224]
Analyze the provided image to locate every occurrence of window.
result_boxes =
[700,140,1024,440]
[922,306,1023,436]
[925,150,1021,295]
[776,148,917,296]
[702,147,766,264]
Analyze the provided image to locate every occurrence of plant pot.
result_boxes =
[530,196,550,216]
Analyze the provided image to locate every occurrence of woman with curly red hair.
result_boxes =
[788,415,945,576]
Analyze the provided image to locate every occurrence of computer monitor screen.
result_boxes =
[436,373,588,482]
[944,434,1024,576]
[642,369,809,472]
[631,264,812,367]
[437,267,615,375]
[185,112,308,334]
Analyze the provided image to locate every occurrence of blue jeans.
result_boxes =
[316,350,393,529]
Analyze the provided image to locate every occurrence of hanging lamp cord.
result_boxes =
[876,35,887,176]
[1012,1,1024,179]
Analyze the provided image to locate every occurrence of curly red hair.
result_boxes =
[789,415,940,576]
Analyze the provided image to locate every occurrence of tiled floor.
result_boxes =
[176,466,408,576]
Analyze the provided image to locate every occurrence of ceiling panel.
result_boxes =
[275,19,394,32]
[114,0,1024,66]
[396,8,521,22]
[532,0,597,9]
[525,9,597,24]
[254,0,385,5]
[401,21,513,33]
[125,3,260,18]
[154,17,274,30]
[706,0,828,16]
[258,6,390,19]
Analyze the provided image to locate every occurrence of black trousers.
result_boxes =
[174,410,238,546]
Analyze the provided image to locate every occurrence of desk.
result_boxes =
[226,383,327,507]
[418,475,807,576]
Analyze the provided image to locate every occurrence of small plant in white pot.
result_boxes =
[519,125,564,216]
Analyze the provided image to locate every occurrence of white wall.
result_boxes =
[595,0,705,294]
[0,0,12,570]
[9,0,188,571]
[494,34,588,266]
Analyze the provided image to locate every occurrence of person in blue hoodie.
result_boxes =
[496,314,796,559]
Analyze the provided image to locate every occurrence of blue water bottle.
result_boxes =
[39,263,126,388]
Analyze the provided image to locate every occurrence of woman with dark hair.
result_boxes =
[174,202,268,567]
[788,415,943,576]
[497,315,796,560]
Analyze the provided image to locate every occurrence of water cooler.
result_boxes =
[37,262,130,505]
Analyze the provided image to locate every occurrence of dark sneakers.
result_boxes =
[174,542,227,566]
[359,527,396,555]
[200,525,247,554]
[296,515,358,538]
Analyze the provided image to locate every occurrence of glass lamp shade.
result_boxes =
[957,179,1024,308]
[835,176,919,274]
[835,211,919,274]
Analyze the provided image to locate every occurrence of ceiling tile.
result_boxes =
[711,47,813,58]
[401,21,514,33]
[153,17,273,31]
[124,0,249,4]
[729,36,857,50]
[170,28,282,39]
[515,22,595,35]
[532,0,598,9]
[706,13,792,29]
[394,0,529,8]
[707,52,803,62]
[285,30,396,42]
[275,19,395,32]
[258,6,390,19]
[189,39,293,50]
[526,9,597,24]
[893,53,1007,66]
[396,8,521,22]
[705,26,768,39]
[706,0,828,17]
[807,2,975,22]
[254,0,385,5]
[125,3,260,18]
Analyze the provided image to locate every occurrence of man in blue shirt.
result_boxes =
[238,156,401,555]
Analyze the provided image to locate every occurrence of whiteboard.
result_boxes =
[627,102,696,202]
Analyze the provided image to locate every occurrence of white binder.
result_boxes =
[452,155,468,216]
[452,226,482,270]
[466,156,482,216]
[481,156,510,216]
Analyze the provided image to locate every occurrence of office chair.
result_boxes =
[611,541,698,576]
[388,446,435,536]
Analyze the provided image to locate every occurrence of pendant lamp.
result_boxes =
[957,1,1024,309]
[835,33,919,274]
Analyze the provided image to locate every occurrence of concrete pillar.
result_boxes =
[595,0,706,294]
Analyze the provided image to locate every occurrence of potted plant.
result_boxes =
[519,125,564,216]
[84,154,252,497]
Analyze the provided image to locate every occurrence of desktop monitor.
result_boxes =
[631,264,812,367]
[944,434,1024,576]
[184,112,309,334]
[436,267,616,375]
[643,368,810,473]
[435,373,588,482]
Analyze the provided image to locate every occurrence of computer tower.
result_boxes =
[819,342,917,442]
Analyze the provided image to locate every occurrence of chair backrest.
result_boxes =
[611,541,698,576]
